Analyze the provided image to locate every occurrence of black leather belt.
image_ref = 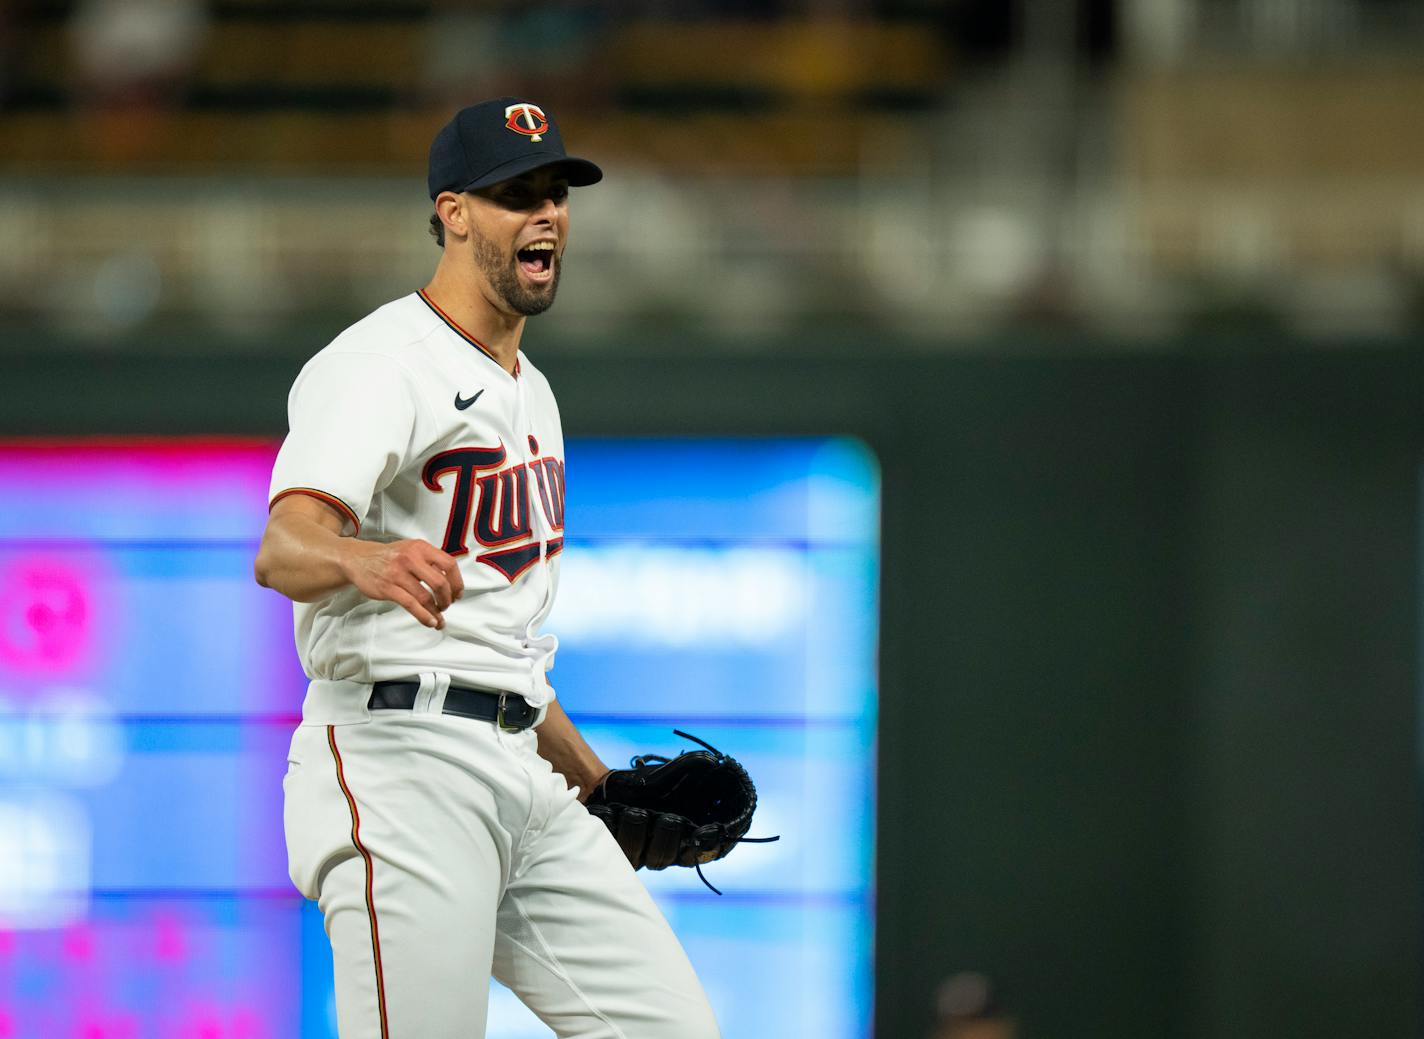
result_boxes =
[368,680,539,731]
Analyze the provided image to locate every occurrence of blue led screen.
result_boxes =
[0,437,879,1038]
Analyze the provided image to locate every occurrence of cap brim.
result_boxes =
[455,154,603,194]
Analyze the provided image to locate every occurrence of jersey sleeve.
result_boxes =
[268,350,420,534]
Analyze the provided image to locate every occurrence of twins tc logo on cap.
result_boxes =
[427,98,603,199]
[504,103,549,142]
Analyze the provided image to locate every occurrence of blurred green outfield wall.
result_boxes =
[5,340,1420,1039]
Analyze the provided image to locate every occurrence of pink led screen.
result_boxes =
[0,439,304,1038]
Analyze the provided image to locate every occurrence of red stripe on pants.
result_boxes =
[328,725,390,1039]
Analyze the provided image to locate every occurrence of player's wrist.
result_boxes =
[333,536,377,588]
[578,769,613,803]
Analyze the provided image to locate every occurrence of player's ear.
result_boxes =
[434,191,467,240]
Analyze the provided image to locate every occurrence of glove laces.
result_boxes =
[670,730,782,896]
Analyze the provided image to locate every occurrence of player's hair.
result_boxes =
[429,212,444,247]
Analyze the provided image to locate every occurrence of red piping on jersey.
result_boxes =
[270,487,361,535]
[329,726,391,1039]
[417,289,521,377]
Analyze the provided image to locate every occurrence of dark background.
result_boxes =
[7,339,1417,1038]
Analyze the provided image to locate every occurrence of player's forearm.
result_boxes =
[254,512,367,602]
[535,699,611,802]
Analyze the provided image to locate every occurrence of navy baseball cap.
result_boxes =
[427,97,603,200]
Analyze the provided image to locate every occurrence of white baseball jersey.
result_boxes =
[268,289,566,706]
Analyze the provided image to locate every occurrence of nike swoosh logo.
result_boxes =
[454,389,485,410]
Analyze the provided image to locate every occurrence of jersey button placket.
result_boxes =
[514,377,553,600]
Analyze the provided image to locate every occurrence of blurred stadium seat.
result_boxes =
[0,0,1422,342]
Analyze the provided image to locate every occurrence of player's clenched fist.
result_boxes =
[255,493,464,630]
[343,538,464,629]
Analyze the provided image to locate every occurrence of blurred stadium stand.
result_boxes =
[0,1,943,171]
[2,0,1422,348]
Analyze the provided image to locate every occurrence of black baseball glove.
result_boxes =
[584,730,779,894]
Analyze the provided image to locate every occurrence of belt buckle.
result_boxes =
[496,693,521,732]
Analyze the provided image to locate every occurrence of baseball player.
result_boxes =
[254,98,720,1039]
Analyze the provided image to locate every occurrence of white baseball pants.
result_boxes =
[282,677,720,1039]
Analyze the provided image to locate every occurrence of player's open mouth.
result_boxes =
[517,241,555,282]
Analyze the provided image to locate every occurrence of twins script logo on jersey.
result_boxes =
[421,442,565,581]
[504,103,549,142]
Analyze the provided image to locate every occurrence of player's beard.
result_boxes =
[471,226,560,316]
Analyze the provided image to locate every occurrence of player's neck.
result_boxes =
[422,267,524,376]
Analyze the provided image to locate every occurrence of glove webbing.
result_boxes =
[669,730,781,895]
